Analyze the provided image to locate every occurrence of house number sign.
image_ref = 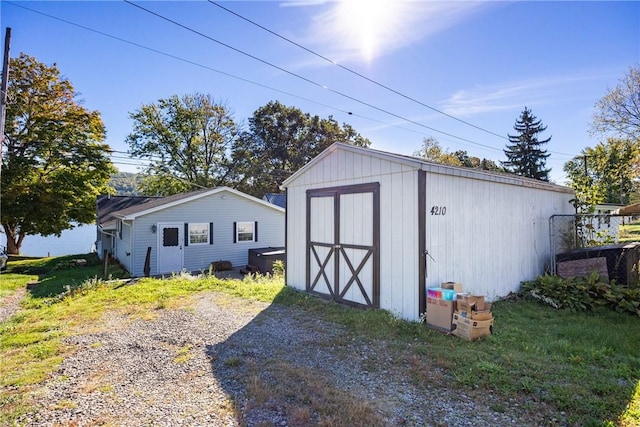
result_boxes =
[430,206,447,215]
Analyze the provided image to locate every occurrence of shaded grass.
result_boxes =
[1,255,639,426]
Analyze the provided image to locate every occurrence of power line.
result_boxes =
[208,2,582,159]
[208,1,510,142]
[5,1,455,148]
[7,1,580,162]
[123,0,505,152]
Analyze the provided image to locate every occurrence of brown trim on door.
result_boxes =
[418,170,426,317]
[306,182,380,309]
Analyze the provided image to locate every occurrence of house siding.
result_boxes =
[129,189,284,277]
[115,220,133,273]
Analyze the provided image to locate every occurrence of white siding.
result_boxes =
[424,172,574,300]
[115,220,133,273]
[127,189,284,277]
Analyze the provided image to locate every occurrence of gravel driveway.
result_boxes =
[13,291,554,426]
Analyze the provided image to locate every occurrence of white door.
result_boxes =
[306,183,380,308]
[157,222,183,274]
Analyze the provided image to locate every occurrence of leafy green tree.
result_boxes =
[230,101,371,197]
[452,150,504,172]
[126,93,237,196]
[413,137,503,172]
[1,53,115,254]
[109,171,143,195]
[591,65,640,140]
[413,137,461,166]
[564,138,640,210]
[503,107,551,181]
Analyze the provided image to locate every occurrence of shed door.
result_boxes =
[306,183,380,308]
[157,222,184,274]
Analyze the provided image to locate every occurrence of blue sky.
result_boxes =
[2,0,638,184]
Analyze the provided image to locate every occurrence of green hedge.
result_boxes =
[521,272,640,316]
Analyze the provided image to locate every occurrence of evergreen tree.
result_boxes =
[503,107,551,181]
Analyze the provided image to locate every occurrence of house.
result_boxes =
[281,143,575,321]
[97,187,285,277]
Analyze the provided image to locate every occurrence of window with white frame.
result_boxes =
[236,222,255,242]
[188,223,210,245]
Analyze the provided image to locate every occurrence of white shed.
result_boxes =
[281,143,575,321]
[97,187,284,277]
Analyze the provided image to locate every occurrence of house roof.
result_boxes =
[613,202,640,215]
[103,187,284,224]
[263,193,287,209]
[281,142,574,194]
[97,195,159,228]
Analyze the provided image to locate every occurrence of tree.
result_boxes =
[1,53,115,254]
[230,101,371,197]
[564,138,640,210]
[413,137,461,166]
[413,137,504,171]
[126,93,237,196]
[591,65,640,141]
[503,107,551,181]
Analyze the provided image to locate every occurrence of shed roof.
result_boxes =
[613,202,640,215]
[102,187,284,225]
[281,142,574,194]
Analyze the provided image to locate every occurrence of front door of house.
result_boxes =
[306,183,380,308]
[157,222,183,274]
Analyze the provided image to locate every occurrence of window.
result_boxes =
[117,221,122,240]
[236,222,255,242]
[163,227,179,247]
[188,223,209,245]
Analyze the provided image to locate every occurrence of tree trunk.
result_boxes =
[2,223,23,255]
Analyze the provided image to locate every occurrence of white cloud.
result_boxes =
[441,72,609,117]
[292,1,490,65]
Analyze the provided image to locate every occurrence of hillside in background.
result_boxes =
[109,172,142,195]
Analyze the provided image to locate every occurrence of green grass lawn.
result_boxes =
[620,221,640,243]
[0,254,638,426]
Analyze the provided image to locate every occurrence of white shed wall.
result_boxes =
[128,190,284,277]
[424,172,574,299]
[285,148,421,320]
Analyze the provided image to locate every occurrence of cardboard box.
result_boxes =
[441,282,463,293]
[426,297,455,332]
[456,295,490,313]
[456,301,493,320]
[452,313,493,340]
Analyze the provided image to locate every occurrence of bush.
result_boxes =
[521,272,640,316]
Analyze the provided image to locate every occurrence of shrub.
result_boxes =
[521,272,640,316]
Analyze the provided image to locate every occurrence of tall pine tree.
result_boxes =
[503,107,551,181]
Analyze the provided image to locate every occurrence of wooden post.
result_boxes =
[143,246,151,277]
[102,249,108,280]
[0,27,12,175]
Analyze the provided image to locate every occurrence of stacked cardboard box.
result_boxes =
[452,295,494,340]
[426,282,462,333]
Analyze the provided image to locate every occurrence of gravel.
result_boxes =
[11,291,558,426]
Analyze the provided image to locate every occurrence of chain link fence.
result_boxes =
[549,214,640,275]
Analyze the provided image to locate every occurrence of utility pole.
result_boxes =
[0,27,11,176]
